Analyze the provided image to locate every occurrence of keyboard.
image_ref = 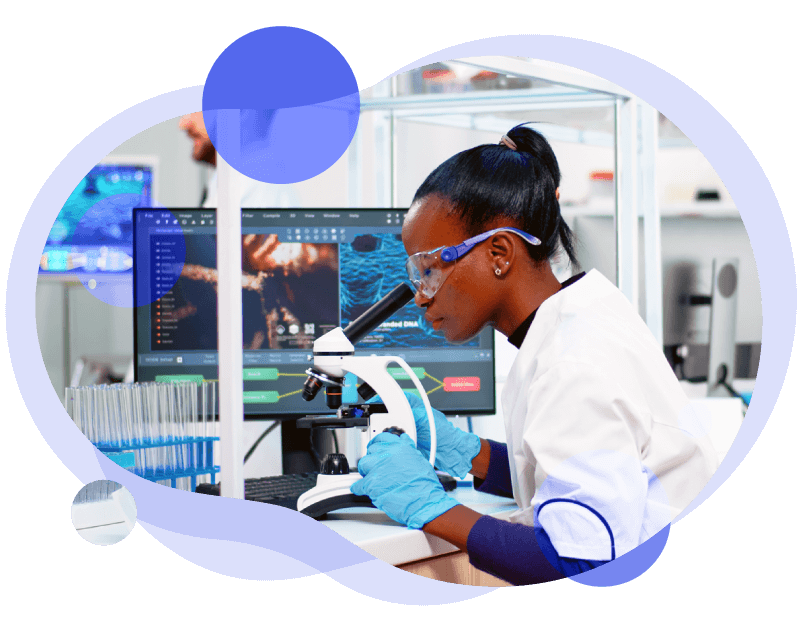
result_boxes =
[195,473,319,509]
[245,473,319,508]
[195,471,458,510]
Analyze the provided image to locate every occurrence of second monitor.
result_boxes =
[133,208,496,418]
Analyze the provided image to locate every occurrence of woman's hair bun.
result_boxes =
[413,123,577,268]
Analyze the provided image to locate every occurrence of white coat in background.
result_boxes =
[501,269,718,561]
[203,172,300,209]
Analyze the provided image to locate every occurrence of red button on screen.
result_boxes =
[444,377,481,392]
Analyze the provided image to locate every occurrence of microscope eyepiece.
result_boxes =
[342,282,415,345]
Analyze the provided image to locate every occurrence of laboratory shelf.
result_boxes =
[560,202,741,219]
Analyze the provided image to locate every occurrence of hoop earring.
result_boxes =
[495,268,502,276]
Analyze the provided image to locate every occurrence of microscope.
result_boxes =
[296,282,437,518]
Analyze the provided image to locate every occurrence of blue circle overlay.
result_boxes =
[202,27,360,184]
[8,35,795,602]
[571,524,670,587]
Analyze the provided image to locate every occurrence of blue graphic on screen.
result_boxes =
[40,164,153,275]
[340,233,477,348]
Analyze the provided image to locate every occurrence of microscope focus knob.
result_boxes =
[321,453,351,475]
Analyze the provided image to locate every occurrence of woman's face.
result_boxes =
[402,196,502,343]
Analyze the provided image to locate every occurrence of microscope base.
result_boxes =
[297,473,374,518]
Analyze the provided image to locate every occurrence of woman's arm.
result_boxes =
[470,439,515,498]
[424,509,607,585]
[422,504,483,551]
[420,438,491,549]
[469,438,491,480]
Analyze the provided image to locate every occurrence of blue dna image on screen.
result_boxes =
[340,233,477,348]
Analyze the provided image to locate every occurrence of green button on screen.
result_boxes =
[388,367,425,380]
[243,368,279,381]
[243,391,280,404]
[155,375,205,384]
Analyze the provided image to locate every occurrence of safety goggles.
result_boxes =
[405,227,541,299]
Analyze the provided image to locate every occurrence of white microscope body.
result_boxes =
[296,326,436,518]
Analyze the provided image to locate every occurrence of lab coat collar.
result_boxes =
[507,271,589,349]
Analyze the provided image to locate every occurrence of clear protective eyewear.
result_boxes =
[405,227,541,299]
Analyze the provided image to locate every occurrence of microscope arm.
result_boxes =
[340,355,436,467]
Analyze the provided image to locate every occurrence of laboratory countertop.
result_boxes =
[319,485,519,566]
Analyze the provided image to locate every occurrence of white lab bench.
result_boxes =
[320,486,518,586]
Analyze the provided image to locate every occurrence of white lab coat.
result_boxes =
[203,172,300,209]
[501,269,718,561]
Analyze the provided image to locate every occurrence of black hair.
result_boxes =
[412,124,578,268]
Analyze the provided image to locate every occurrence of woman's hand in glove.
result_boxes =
[350,432,460,529]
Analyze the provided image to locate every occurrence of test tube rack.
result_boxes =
[66,381,221,492]
[95,437,220,491]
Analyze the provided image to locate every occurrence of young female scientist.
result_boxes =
[350,124,718,585]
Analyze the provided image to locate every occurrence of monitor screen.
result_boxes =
[133,208,496,419]
[40,163,154,276]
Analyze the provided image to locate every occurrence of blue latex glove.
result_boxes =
[351,432,460,529]
[368,392,481,478]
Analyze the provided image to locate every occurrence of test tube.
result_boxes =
[135,384,147,477]
[88,387,99,446]
[113,386,124,447]
[210,381,217,472]
[199,382,207,469]
[132,385,140,447]
[112,386,123,449]
[120,385,134,448]
[173,383,182,474]
[186,382,193,472]
[107,387,119,449]
[104,387,118,449]
[175,382,186,473]
[151,382,162,478]
[169,382,178,475]
[95,388,106,448]
[94,389,106,448]
[73,388,89,443]
[181,384,189,473]
[157,383,168,477]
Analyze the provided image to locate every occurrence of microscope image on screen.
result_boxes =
[241,234,339,349]
[340,233,478,348]
[151,233,339,351]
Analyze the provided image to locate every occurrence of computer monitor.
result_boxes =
[40,162,155,277]
[132,208,496,419]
